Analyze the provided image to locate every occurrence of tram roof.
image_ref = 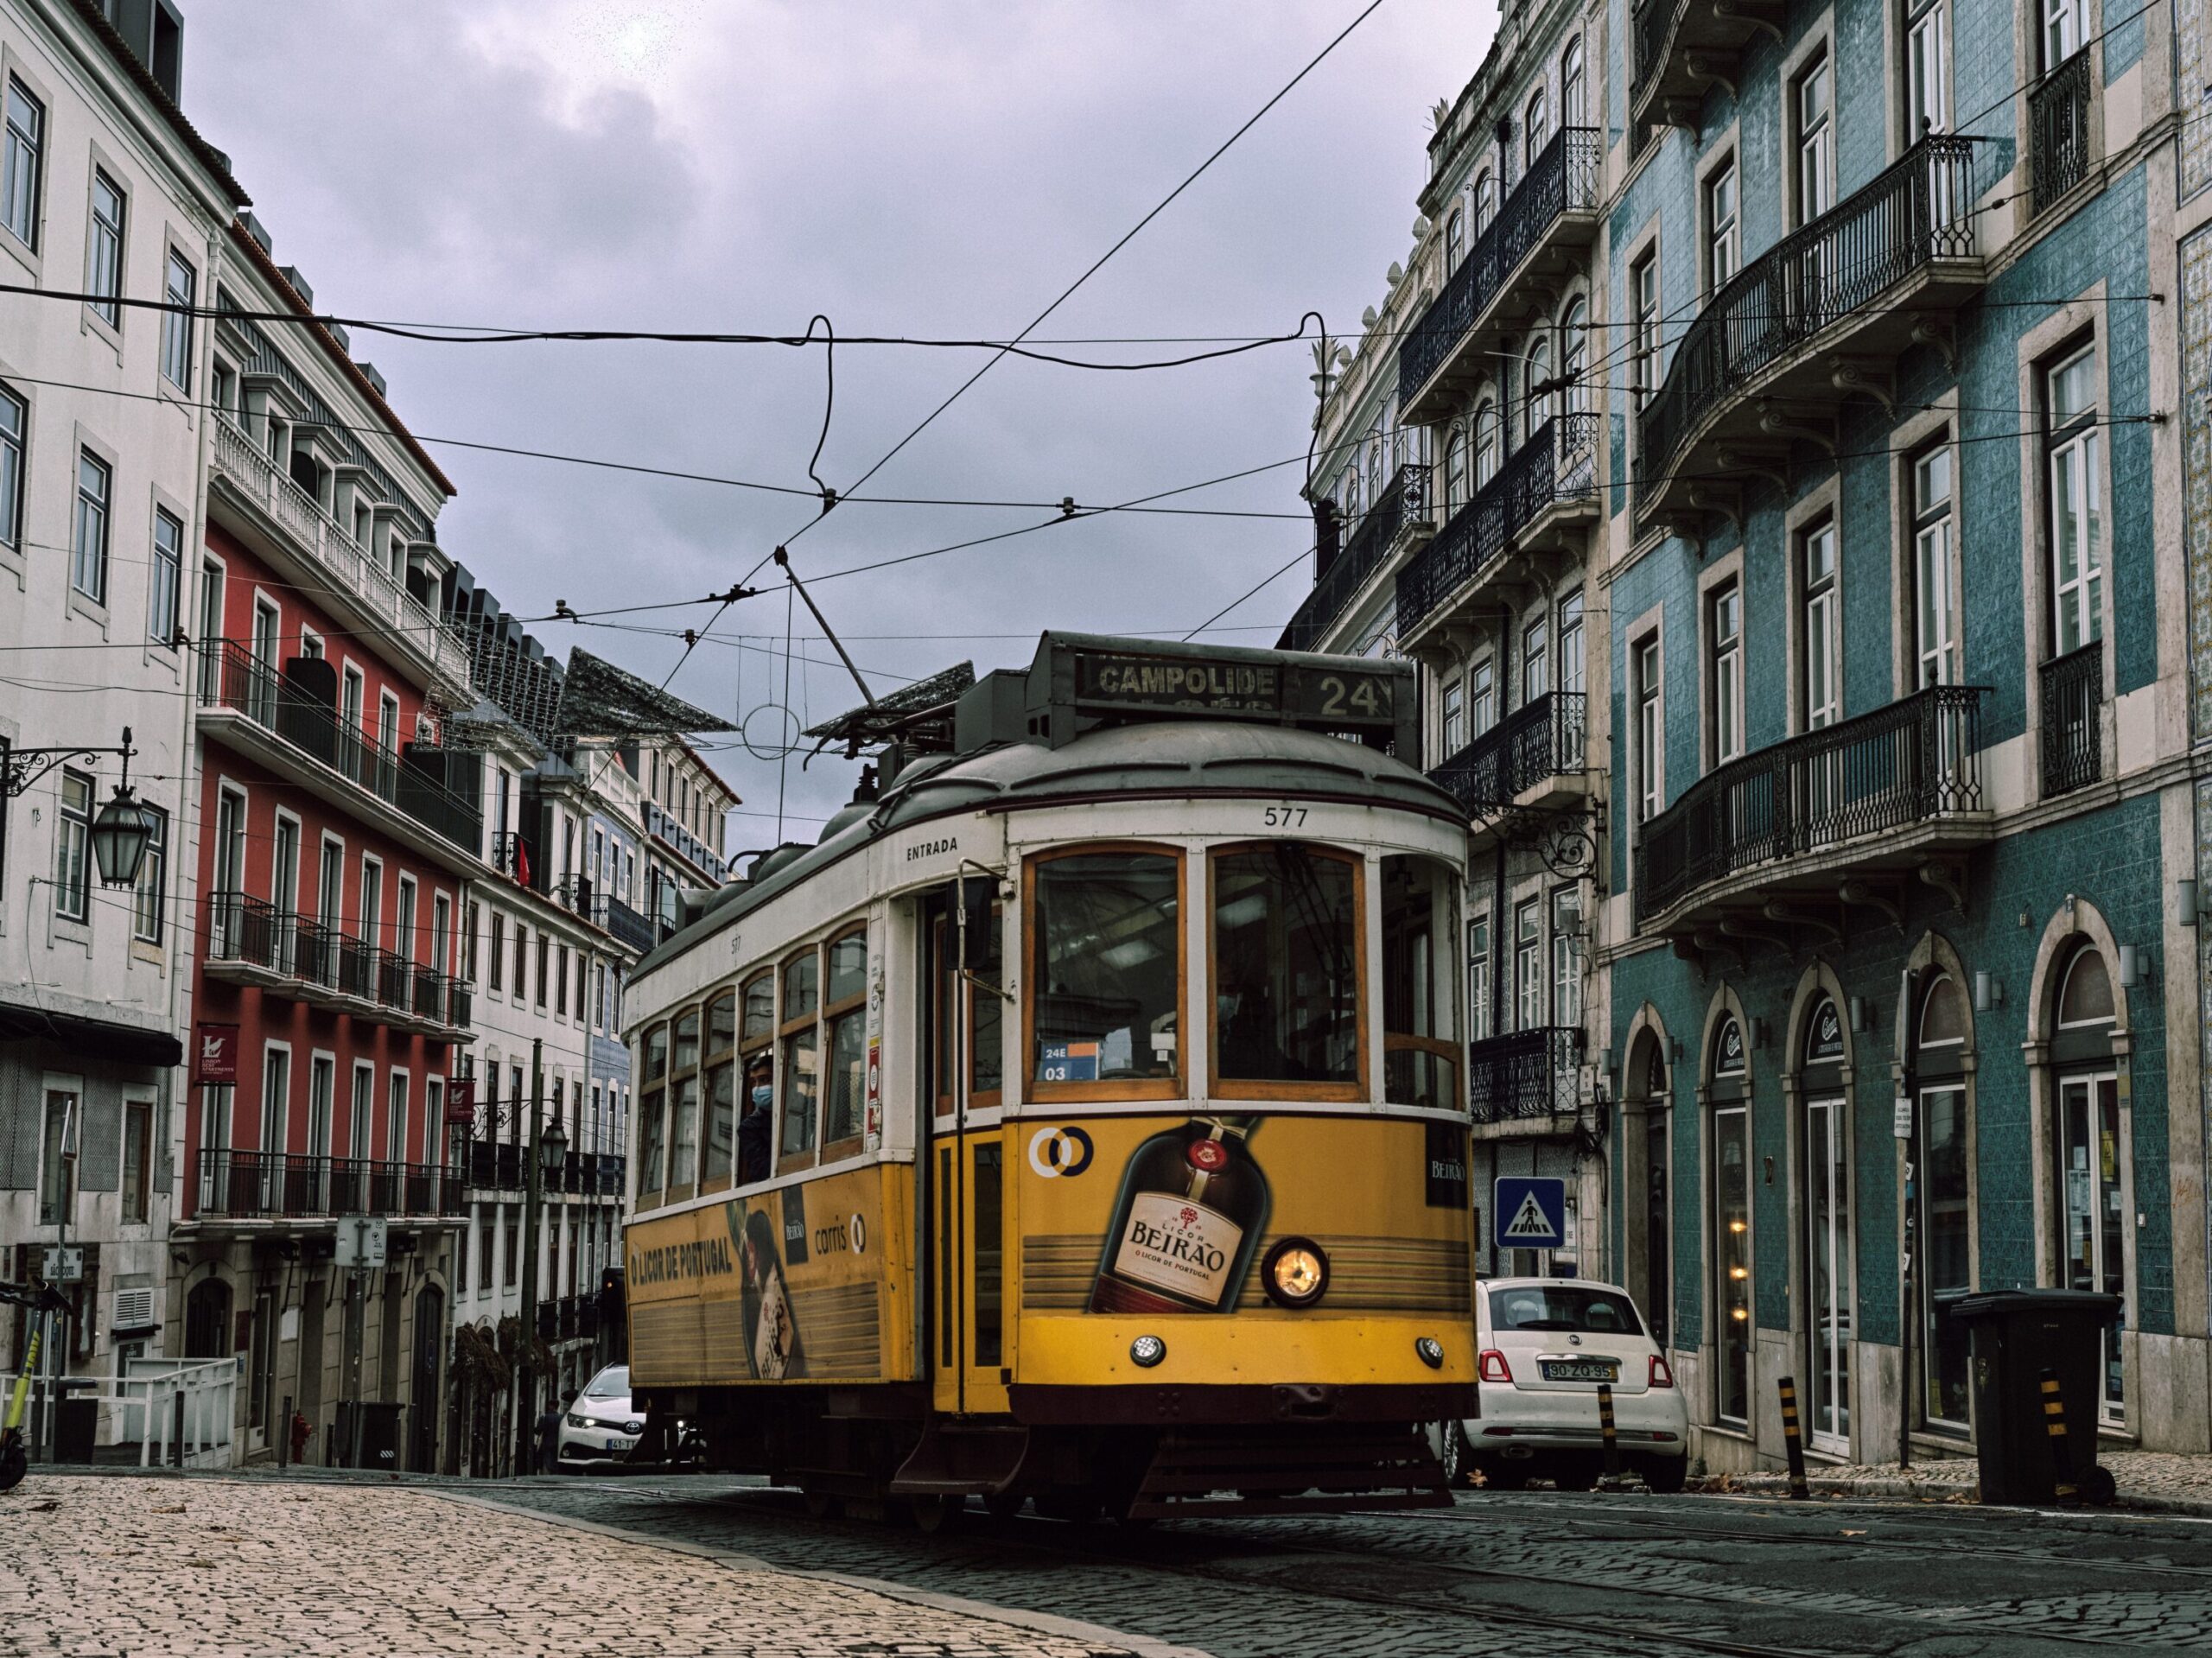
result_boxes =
[632,716,1460,981]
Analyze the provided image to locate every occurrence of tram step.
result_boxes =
[1128,1428,1452,1520]
[887,1420,1033,1496]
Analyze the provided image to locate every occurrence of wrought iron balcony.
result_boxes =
[2039,640,2102,797]
[203,891,471,1036]
[2031,48,2092,215]
[1398,126,1601,423]
[1430,690,1587,815]
[1632,684,1990,936]
[1280,463,1428,652]
[1636,135,1982,529]
[187,1148,461,1223]
[1630,0,1783,129]
[595,893,658,954]
[200,641,484,860]
[1395,413,1599,645]
[1467,1026,1582,1126]
[466,1139,525,1192]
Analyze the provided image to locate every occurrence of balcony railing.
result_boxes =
[1636,136,1979,501]
[1399,125,1601,407]
[596,893,658,954]
[1430,690,1586,813]
[1467,1026,1582,1125]
[1633,685,1988,928]
[200,641,484,858]
[204,892,469,1032]
[2040,640,2102,797]
[188,1148,461,1222]
[1281,463,1427,652]
[2031,48,2092,214]
[209,416,472,689]
[1395,413,1599,641]
[466,1139,524,1191]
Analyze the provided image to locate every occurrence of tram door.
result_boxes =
[927,884,1010,1416]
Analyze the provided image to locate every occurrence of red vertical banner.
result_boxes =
[445,1077,477,1126]
[193,1024,239,1083]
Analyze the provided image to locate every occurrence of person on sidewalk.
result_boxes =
[537,1390,574,1476]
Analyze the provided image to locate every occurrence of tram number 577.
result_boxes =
[1262,804,1308,829]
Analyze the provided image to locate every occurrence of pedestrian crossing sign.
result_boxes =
[1493,1177,1567,1249]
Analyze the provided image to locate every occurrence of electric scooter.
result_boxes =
[1,1279,70,1493]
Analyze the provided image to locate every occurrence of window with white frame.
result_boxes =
[1469,912,1493,1042]
[3,77,42,251]
[1710,582,1745,764]
[1445,426,1468,511]
[1561,298,1590,415]
[2044,0,2083,68]
[1471,654,1497,735]
[1559,592,1586,696]
[1707,160,1739,288]
[1524,335,1554,442]
[1523,613,1549,702]
[1441,678,1466,757]
[132,803,167,943]
[1801,519,1840,727]
[1473,400,1500,486]
[1551,886,1583,1026]
[1524,86,1549,168]
[1515,897,1543,1031]
[1637,636,1663,824]
[0,379,22,549]
[161,250,196,391]
[1633,253,1660,410]
[1794,54,1834,225]
[2046,344,2102,656]
[1907,0,1949,133]
[1474,170,1495,234]
[54,768,90,921]
[1913,441,1959,685]
[1561,38,1586,125]
[73,449,111,604]
[86,169,124,327]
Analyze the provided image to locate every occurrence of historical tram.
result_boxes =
[620,633,1476,1522]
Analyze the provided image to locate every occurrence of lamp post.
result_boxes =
[512,1039,569,1475]
[3,727,156,887]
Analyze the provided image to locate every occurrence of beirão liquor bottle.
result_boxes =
[738,1207,804,1379]
[1090,1115,1271,1314]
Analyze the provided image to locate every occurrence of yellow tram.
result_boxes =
[621,633,1477,1521]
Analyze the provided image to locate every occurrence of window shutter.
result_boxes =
[79,1077,123,1192]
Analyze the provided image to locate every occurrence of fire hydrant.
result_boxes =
[289,1411,311,1465]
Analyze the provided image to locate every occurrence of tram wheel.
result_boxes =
[907,1493,965,1534]
[800,1485,842,1521]
[982,1491,1026,1521]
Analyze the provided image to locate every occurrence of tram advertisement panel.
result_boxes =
[1022,1111,1471,1319]
[627,1167,904,1387]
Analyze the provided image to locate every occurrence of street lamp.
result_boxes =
[538,1112,569,1178]
[3,727,156,887]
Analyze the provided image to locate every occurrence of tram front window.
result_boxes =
[1211,843,1359,1094]
[1030,850,1180,1096]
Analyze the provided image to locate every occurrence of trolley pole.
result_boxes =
[513,1038,544,1475]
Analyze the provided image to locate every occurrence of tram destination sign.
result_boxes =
[1064,643,1404,736]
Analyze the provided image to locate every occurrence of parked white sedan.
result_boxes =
[1436,1277,1689,1492]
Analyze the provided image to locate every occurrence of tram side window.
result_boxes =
[1211,843,1361,1097]
[638,1023,669,1206]
[702,989,738,1190]
[669,1008,702,1197]
[779,945,822,1172]
[1028,850,1181,1099]
[738,970,774,1185]
[932,902,1004,1115]
[822,928,868,1151]
[1382,854,1463,1111]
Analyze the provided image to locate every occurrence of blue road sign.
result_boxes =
[1493,1176,1568,1250]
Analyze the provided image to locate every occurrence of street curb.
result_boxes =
[1718,1474,2212,1520]
[441,1487,1217,1658]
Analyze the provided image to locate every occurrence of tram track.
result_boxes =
[643,1483,2187,1657]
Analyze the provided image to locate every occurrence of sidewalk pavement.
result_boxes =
[1707,1449,2212,1515]
[0,1473,1154,1657]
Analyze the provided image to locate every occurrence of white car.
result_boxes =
[558,1364,644,1471]
[1436,1277,1689,1493]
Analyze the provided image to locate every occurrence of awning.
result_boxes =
[0,1003,184,1069]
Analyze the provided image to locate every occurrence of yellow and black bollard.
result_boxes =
[2040,1368,2080,1506]
[1597,1382,1624,1485]
[1777,1375,1810,1500]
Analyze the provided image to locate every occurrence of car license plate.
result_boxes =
[605,1437,625,1451]
[1539,1358,1618,1382]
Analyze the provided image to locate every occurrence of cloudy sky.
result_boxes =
[186,0,1496,846]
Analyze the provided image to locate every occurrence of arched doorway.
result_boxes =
[183,1277,232,1361]
[1799,997,1851,1452]
[1622,1030,1671,1348]
[1707,1013,1751,1428]
[2049,942,2125,1423]
[1912,971,1974,1434]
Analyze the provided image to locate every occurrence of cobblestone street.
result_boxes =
[15,1469,2212,1656]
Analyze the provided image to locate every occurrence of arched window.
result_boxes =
[1344,469,1362,522]
[1560,298,1590,416]
[1445,426,1469,512]
[1562,39,1587,127]
[1473,401,1500,488]
[1368,428,1385,504]
[1912,970,1972,1432]
[2049,943,2124,1420]
[1525,86,1549,167]
[184,1276,232,1360]
[1627,1031,1672,1349]
[1800,995,1850,1448]
[1524,336,1554,442]
[1707,1013,1751,1426]
[1446,209,1465,275]
[1474,170,1496,235]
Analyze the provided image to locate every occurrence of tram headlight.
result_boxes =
[1414,1337,1446,1369]
[1262,1237,1330,1309]
[1129,1334,1166,1368]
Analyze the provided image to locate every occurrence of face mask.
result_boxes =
[751,1085,772,1109]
